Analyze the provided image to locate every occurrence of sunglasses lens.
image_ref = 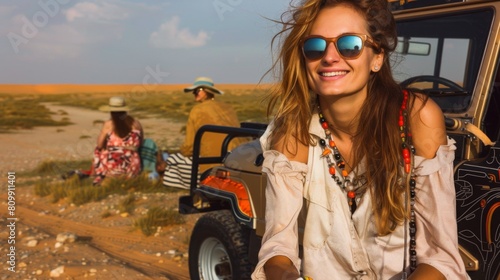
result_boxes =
[303,37,327,61]
[337,35,363,58]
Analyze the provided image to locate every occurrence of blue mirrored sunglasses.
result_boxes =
[193,87,204,95]
[301,33,378,61]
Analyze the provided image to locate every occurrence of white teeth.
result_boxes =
[321,71,347,77]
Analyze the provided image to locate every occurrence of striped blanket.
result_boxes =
[162,153,199,190]
[139,138,158,173]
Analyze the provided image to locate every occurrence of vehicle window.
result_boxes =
[392,8,493,113]
[440,38,469,87]
[483,67,500,143]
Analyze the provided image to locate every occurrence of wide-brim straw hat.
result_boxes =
[99,96,130,112]
[184,76,224,95]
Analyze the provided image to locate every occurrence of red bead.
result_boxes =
[342,170,348,177]
[347,191,356,199]
[403,148,410,158]
[329,166,336,175]
[321,122,329,129]
[405,163,411,174]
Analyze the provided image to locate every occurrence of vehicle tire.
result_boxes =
[189,210,252,280]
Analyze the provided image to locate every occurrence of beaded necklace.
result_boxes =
[317,89,417,274]
[400,89,417,274]
[317,112,366,214]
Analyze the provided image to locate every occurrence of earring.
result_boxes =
[374,66,379,71]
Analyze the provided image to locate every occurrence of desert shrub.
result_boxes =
[34,180,52,197]
[134,206,185,236]
[32,160,172,205]
[68,183,108,205]
[0,97,72,131]
[34,159,91,177]
[100,173,165,194]
[117,193,136,214]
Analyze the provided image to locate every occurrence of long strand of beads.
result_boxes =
[400,89,417,273]
[318,111,357,213]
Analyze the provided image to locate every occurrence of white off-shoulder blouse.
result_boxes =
[251,114,468,280]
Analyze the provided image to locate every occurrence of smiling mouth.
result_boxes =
[320,71,348,77]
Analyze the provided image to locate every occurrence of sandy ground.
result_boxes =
[0,104,198,279]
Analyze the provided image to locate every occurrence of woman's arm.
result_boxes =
[264,256,301,280]
[259,135,308,279]
[409,95,459,279]
[133,118,144,145]
[96,120,112,150]
[409,264,446,280]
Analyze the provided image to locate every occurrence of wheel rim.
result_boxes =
[198,237,232,280]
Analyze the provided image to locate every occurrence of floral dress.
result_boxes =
[93,129,142,185]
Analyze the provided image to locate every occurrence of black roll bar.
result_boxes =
[189,123,267,193]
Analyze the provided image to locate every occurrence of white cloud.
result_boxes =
[65,1,129,23]
[149,16,209,49]
[8,15,87,61]
[28,25,85,59]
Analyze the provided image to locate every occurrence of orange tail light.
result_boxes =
[201,175,253,218]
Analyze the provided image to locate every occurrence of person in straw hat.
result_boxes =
[162,77,247,189]
[93,96,144,185]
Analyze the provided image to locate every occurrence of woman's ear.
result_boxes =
[372,50,385,72]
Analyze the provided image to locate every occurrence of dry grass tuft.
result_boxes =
[117,193,136,215]
[32,161,171,206]
[133,206,185,236]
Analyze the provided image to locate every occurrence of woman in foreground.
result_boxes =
[251,0,468,279]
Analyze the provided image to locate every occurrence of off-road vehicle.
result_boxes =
[179,0,500,279]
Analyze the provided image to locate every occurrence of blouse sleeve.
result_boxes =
[413,137,468,279]
[251,130,308,279]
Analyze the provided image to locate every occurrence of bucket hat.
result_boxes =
[184,77,224,95]
[99,96,130,112]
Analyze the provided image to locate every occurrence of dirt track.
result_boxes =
[8,197,193,279]
[0,104,195,279]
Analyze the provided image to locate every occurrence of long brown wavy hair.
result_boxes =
[111,112,135,138]
[266,0,421,235]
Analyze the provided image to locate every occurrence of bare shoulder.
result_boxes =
[132,119,143,130]
[409,94,447,158]
[272,134,309,164]
[102,120,113,131]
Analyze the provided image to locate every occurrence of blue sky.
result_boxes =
[0,0,289,84]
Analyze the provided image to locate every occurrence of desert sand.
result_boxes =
[0,92,205,279]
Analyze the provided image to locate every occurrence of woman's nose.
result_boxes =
[322,42,341,64]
